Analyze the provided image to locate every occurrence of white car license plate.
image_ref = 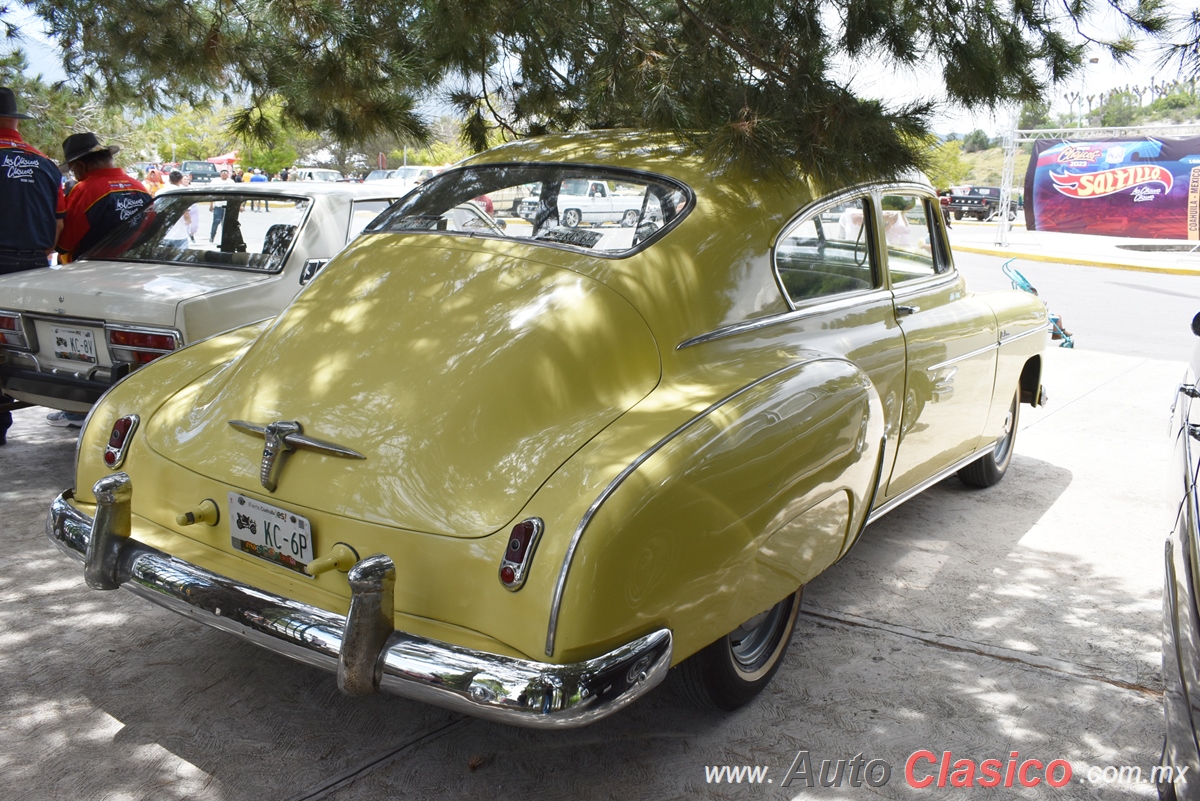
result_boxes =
[228,492,315,575]
[52,326,97,363]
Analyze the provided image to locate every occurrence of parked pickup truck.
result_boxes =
[945,186,1018,221]
[518,179,648,227]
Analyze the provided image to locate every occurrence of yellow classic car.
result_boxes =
[47,132,1048,727]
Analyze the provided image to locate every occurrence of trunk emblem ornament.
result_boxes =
[228,420,365,492]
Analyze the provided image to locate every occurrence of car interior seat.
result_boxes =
[262,224,296,257]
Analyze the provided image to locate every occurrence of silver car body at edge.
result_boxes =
[1165,313,1200,800]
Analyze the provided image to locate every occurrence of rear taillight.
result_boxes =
[0,312,29,349]
[103,414,139,468]
[106,326,179,366]
[498,518,544,591]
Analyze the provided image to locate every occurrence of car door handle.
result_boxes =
[895,305,919,317]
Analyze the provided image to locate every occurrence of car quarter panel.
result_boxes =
[542,355,884,664]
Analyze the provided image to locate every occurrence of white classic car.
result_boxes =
[0,183,403,417]
[517,178,659,227]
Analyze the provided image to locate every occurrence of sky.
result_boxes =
[5,2,1196,138]
[837,0,1200,135]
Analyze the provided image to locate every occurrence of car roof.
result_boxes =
[460,131,933,198]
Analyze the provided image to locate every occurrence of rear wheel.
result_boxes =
[562,208,582,227]
[958,389,1018,488]
[620,209,639,227]
[676,588,802,710]
[953,210,963,220]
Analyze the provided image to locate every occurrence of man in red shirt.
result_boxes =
[57,132,151,263]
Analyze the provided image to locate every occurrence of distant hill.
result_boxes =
[959,145,1031,187]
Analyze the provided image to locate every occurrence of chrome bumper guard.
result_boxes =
[47,474,673,728]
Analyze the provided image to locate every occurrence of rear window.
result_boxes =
[366,164,691,256]
[182,161,218,174]
[81,192,312,272]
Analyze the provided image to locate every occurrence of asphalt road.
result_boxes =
[1,254,1194,800]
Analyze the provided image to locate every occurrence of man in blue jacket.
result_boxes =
[0,86,65,445]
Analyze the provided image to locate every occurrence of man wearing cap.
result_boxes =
[0,86,65,276]
[57,131,151,264]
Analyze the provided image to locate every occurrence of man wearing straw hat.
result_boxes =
[0,86,65,276]
[56,131,150,264]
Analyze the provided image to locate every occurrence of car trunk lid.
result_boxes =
[0,260,270,328]
[142,239,661,537]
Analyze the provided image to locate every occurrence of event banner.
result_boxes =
[1024,137,1200,238]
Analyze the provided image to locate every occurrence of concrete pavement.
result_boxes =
[0,344,1181,799]
[2,225,1196,798]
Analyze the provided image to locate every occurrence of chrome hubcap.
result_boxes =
[730,602,789,672]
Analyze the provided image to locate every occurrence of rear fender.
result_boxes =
[549,356,884,663]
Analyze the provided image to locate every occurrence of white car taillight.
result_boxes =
[106,325,180,366]
[103,414,139,468]
[0,311,30,349]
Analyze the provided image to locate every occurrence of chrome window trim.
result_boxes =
[545,354,835,656]
[877,189,954,288]
[677,288,893,350]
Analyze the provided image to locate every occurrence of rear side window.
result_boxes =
[348,199,395,242]
[881,194,947,285]
[775,196,878,306]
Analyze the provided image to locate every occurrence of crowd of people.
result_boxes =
[0,87,302,439]
[139,164,292,195]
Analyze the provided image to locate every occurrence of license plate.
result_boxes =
[228,492,315,575]
[52,326,97,363]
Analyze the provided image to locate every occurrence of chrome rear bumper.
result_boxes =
[47,475,672,728]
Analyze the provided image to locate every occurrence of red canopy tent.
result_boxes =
[207,151,238,165]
